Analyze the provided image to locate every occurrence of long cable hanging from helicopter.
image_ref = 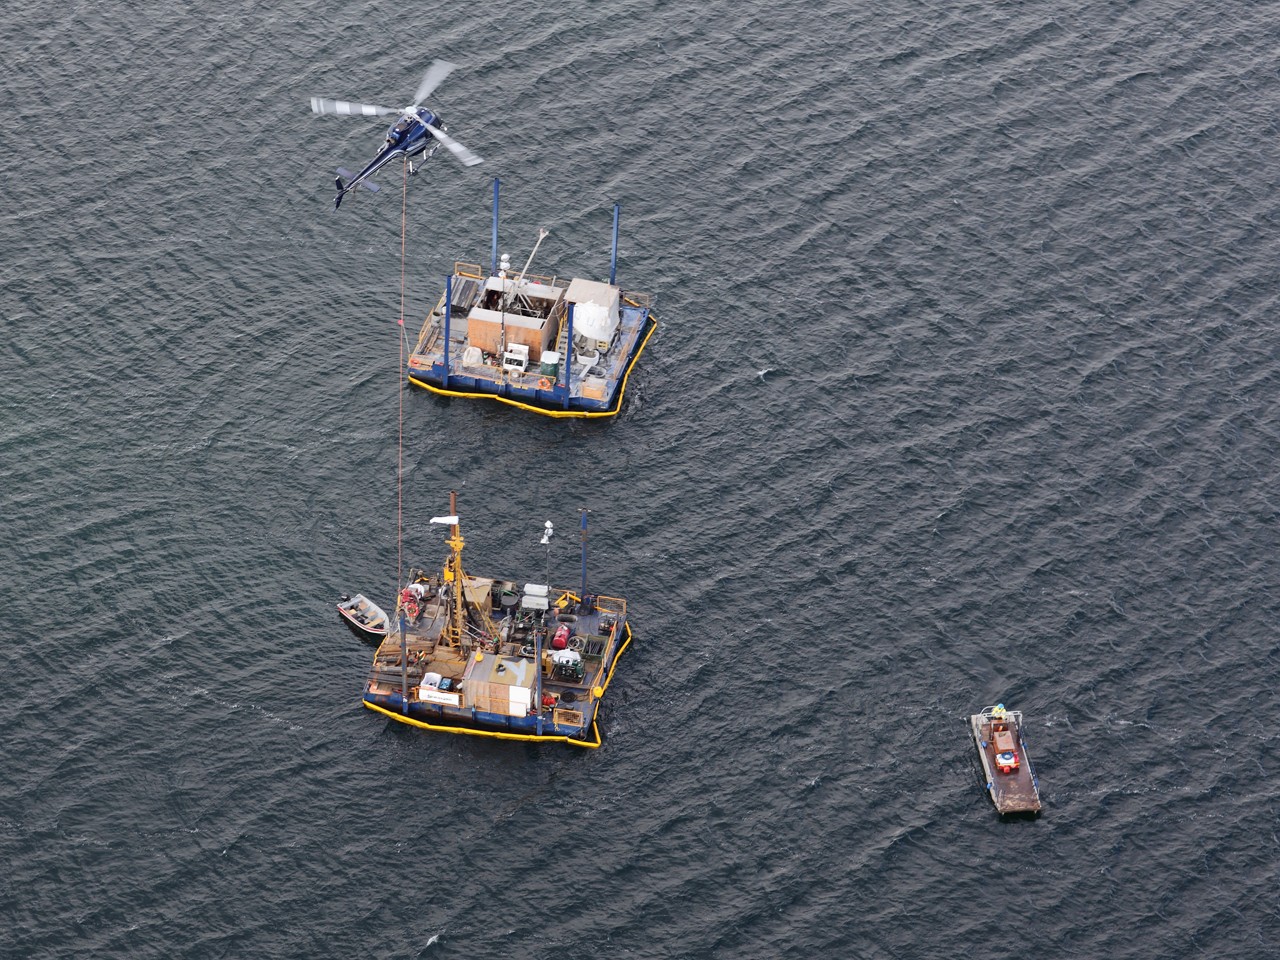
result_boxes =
[397,156,408,598]
[308,60,486,602]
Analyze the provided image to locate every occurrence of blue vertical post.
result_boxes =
[442,274,452,388]
[563,302,574,410]
[399,609,409,714]
[609,202,620,285]
[491,177,500,277]
[580,509,589,598]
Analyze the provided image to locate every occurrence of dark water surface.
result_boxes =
[5,0,1280,957]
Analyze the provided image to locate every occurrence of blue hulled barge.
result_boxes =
[405,179,657,418]
[363,494,631,747]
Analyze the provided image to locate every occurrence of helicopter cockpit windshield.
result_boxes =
[385,117,412,146]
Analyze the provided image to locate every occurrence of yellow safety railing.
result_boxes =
[595,621,633,697]
[363,700,602,748]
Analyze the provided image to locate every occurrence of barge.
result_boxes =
[363,493,632,747]
[969,704,1042,814]
[405,178,657,418]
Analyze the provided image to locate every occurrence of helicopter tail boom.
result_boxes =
[332,170,382,210]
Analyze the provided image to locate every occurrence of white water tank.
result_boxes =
[566,278,621,346]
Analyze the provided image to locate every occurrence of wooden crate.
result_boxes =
[553,707,585,728]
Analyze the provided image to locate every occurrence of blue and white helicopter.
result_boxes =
[309,60,483,209]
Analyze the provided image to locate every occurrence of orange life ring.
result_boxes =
[538,377,552,390]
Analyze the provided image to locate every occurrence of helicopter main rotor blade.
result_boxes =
[310,97,399,117]
[412,60,457,108]
[423,122,483,167]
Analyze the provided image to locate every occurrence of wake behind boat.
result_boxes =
[970,704,1042,814]
[405,178,657,418]
[362,494,632,747]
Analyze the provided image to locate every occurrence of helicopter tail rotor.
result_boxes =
[336,169,380,194]
[332,169,382,210]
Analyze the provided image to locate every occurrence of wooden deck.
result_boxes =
[365,583,628,736]
[970,712,1042,815]
[407,267,653,406]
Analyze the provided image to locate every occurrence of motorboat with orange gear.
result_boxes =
[969,703,1042,814]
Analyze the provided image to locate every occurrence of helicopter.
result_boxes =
[309,60,483,210]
